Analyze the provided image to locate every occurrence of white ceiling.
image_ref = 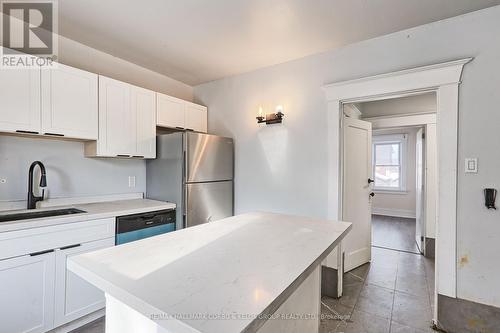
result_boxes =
[58,0,500,85]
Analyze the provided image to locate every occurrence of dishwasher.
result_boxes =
[115,209,176,245]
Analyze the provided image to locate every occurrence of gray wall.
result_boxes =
[57,35,193,101]
[358,92,436,118]
[0,136,146,202]
[194,6,500,308]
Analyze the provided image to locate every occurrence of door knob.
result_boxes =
[368,178,374,184]
[369,192,375,197]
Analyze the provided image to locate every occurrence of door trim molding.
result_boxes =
[323,58,472,322]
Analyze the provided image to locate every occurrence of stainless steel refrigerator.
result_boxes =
[146,132,234,230]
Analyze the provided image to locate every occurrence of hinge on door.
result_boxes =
[422,133,425,139]
[421,236,424,242]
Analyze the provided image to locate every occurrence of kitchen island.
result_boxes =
[68,212,351,333]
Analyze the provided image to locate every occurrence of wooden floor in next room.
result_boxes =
[372,214,420,254]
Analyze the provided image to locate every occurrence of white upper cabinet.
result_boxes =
[132,86,156,158]
[95,76,135,157]
[185,102,208,133]
[41,64,98,140]
[156,93,185,129]
[157,93,207,133]
[86,76,156,158]
[0,68,41,134]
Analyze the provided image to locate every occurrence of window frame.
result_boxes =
[372,134,407,193]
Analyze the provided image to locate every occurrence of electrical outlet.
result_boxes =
[128,176,136,188]
[465,158,478,173]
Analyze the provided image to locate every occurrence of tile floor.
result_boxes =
[372,215,420,254]
[320,247,435,333]
[73,247,435,333]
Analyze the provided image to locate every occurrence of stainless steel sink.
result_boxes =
[0,208,86,223]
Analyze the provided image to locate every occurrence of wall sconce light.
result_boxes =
[256,105,285,125]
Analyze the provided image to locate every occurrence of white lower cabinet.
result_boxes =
[0,218,115,332]
[54,237,115,327]
[0,252,56,333]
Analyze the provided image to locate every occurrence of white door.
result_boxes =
[185,103,207,133]
[98,76,135,156]
[342,117,373,272]
[0,252,56,333]
[0,67,41,134]
[54,238,114,327]
[156,93,185,129]
[41,63,98,140]
[132,85,156,158]
[415,128,425,253]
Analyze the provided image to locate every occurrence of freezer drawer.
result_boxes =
[185,132,234,182]
[185,181,233,228]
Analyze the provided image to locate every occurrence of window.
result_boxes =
[372,134,407,192]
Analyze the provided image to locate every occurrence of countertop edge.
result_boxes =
[241,221,353,333]
[67,258,203,333]
[0,200,176,233]
[68,220,352,333]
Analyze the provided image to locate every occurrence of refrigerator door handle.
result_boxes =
[184,185,188,225]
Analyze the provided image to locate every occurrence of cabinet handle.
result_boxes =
[132,155,144,158]
[116,154,131,158]
[175,127,184,130]
[30,249,54,256]
[186,128,194,132]
[60,244,81,250]
[16,130,39,135]
[44,132,65,137]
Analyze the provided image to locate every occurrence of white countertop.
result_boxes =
[0,199,176,232]
[68,212,351,333]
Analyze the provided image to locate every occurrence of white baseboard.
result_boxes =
[50,308,105,333]
[372,208,416,219]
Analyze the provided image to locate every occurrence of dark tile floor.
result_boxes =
[320,247,435,333]
[372,215,420,254]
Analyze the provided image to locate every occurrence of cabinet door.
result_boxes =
[0,67,41,134]
[185,103,207,133]
[54,238,114,327]
[0,252,56,333]
[156,93,185,129]
[41,63,98,140]
[132,86,156,158]
[98,76,135,156]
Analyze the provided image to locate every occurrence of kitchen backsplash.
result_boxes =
[0,136,146,202]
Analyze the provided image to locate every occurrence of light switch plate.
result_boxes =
[465,158,478,173]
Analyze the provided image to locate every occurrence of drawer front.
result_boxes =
[0,218,115,260]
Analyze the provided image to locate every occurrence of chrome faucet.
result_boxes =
[27,161,47,209]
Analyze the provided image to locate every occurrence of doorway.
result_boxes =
[323,59,471,324]
[344,93,437,257]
